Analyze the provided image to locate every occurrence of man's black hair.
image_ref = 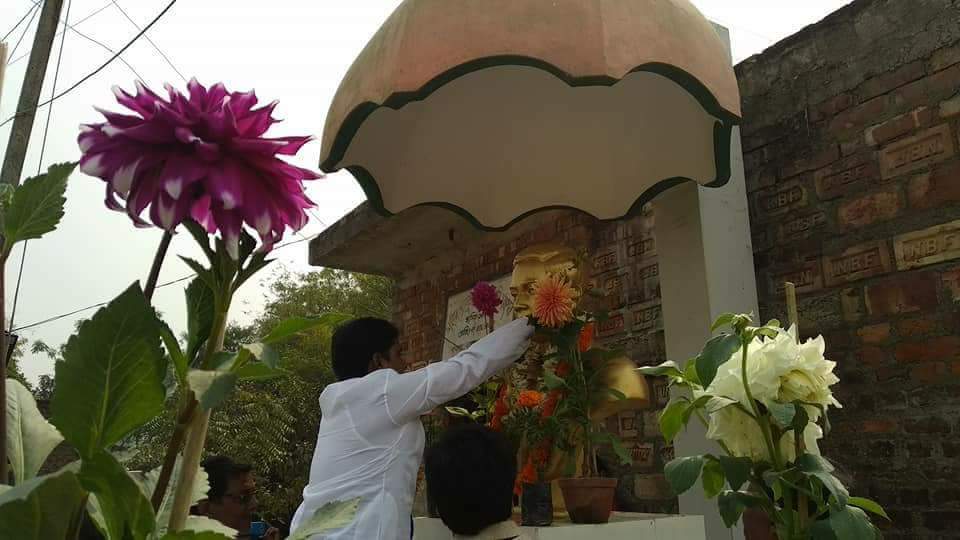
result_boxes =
[424,424,516,536]
[201,455,253,501]
[331,317,399,381]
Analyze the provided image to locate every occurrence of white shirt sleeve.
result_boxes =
[383,318,533,426]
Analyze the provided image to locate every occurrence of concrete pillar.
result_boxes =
[652,24,758,540]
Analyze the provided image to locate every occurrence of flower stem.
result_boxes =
[739,338,780,468]
[0,252,8,485]
[143,230,174,302]
[149,396,197,510]
[167,284,231,531]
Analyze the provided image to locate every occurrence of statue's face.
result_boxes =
[510,243,581,318]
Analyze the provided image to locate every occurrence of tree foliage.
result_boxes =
[127,268,393,526]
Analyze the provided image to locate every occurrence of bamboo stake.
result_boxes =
[784,282,800,336]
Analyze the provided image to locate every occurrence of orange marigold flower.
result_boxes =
[578,322,595,353]
[532,274,576,328]
[517,390,544,408]
[554,362,571,377]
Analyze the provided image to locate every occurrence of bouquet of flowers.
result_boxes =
[639,313,888,540]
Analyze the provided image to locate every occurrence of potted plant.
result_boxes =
[526,274,632,524]
[639,313,888,540]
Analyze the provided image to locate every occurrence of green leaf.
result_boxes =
[288,498,361,540]
[160,532,233,540]
[184,516,238,537]
[767,401,797,429]
[717,456,753,491]
[682,361,701,386]
[711,313,738,332]
[0,469,86,539]
[695,334,741,388]
[797,453,836,473]
[158,319,188,384]
[262,313,351,344]
[2,162,74,251]
[606,387,627,401]
[180,258,217,300]
[6,379,63,484]
[828,506,876,540]
[813,472,850,508]
[606,433,632,466]
[544,369,569,390]
[240,342,280,369]
[188,369,238,411]
[445,406,473,418]
[659,401,689,443]
[51,283,166,459]
[235,251,273,289]
[636,360,683,378]
[182,220,216,263]
[234,362,287,381]
[702,459,725,499]
[664,455,704,495]
[717,490,747,528]
[185,278,215,364]
[80,451,155,540]
[848,497,889,520]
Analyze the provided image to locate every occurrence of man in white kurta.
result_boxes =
[291,318,533,539]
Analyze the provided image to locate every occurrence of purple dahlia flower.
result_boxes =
[78,79,321,257]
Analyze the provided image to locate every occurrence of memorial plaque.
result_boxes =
[441,274,514,359]
[879,123,955,179]
[823,241,893,286]
[894,219,960,270]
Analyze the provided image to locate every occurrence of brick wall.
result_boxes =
[738,0,960,537]
[394,0,960,534]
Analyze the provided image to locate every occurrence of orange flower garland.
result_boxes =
[532,274,576,328]
[578,322,595,352]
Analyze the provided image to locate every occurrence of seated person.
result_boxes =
[194,455,279,539]
[424,424,527,540]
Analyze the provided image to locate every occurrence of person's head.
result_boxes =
[196,455,257,532]
[331,317,403,381]
[424,424,516,536]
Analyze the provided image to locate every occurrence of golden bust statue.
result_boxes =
[508,242,650,511]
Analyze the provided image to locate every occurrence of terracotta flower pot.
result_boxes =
[557,477,617,524]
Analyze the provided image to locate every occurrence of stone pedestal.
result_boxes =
[413,513,705,540]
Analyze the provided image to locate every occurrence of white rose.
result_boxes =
[706,403,824,462]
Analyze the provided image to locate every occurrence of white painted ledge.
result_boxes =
[414,513,706,540]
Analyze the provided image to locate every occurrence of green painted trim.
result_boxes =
[327,56,741,232]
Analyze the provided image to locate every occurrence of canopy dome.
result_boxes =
[321,0,742,230]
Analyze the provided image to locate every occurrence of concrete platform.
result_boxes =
[413,512,706,540]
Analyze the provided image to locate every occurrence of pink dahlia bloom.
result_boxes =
[471,281,502,318]
[78,79,321,257]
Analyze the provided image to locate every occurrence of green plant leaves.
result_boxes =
[5,379,63,484]
[261,313,351,344]
[240,342,280,369]
[187,369,238,411]
[185,278,215,364]
[717,455,753,491]
[637,360,683,378]
[716,490,763,528]
[702,459,725,499]
[767,401,798,429]
[828,506,877,540]
[659,401,689,443]
[664,455,704,495]
[51,283,166,459]
[158,319,188,384]
[848,497,889,520]
[0,469,86,539]
[1,162,75,253]
[695,334,741,388]
[288,498,361,540]
[80,451,155,540]
[160,532,233,540]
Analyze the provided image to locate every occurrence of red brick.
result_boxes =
[865,107,935,146]
[858,324,891,344]
[829,95,887,136]
[895,336,960,363]
[862,419,897,434]
[837,189,903,229]
[813,153,880,200]
[943,267,960,302]
[780,145,841,179]
[894,64,960,110]
[841,287,866,322]
[907,161,960,210]
[810,93,854,123]
[859,61,926,102]
[865,272,939,315]
[931,43,960,73]
[904,417,952,435]
[857,346,887,366]
[911,362,948,383]
[897,316,938,338]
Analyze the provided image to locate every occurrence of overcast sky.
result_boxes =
[1,0,852,383]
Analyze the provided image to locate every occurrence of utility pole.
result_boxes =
[1,0,66,187]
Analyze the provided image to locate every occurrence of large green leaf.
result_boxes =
[5,378,63,484]
[51,283,166,459]
[717,455,753,491]
[160,532,233,540]
[158,319,188,385]
[767,401,798,429]
[636,360,683,378]
[659,400,689,442]
[240,342,280,369]
[848,497,889,520]
[664,455,704,495]
[0,469,86,539]
[701,459,725,499]
[261,313,351,344]
[695,334,741,388]
[289,498,361,540]
[185,278,215,364]
[188,369,238,411]
[80,451,156,540]
[828,506,876,540]
[2,162,75,251]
